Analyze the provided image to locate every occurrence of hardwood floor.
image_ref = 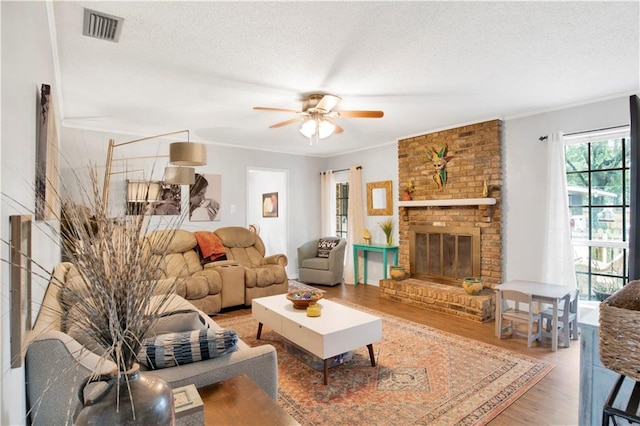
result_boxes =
[220,284,580,426]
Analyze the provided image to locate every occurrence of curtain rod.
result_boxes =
[538,124,629,141]
[320,166,362,174]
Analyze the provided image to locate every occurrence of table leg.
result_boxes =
[551,301,558,352]
[393,248,398,266]
[363,251,368,285]
[382,251,388,279]
[353,248,359,286]
[323,359,329,385]
[256,323,263,340]
[495,290,502,337]
[367,344,376,366]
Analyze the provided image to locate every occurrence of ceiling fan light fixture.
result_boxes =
[299,117,335,139]
[318,119,335,139]
[299,119,317,138]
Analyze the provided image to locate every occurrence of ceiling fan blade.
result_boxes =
[335,110,384,118]
[324,118,344,134]
[315,95,341,112]
[254,107,300,113]
[269,117,304,128]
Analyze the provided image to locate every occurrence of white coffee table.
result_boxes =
[252,294,382,385]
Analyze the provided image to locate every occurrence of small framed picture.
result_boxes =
[262,192,278,218]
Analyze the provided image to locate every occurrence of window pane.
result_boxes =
[590,170,622,206]
[567,173,589,207]
[625,138,630,168]
[592,207,624,241]
[625,169,630,206]
[566,144,589,172]
[570,211,589,239]
[590,138,623,170]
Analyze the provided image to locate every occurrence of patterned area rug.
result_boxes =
[215,301,553,426]
[287,279,327,293]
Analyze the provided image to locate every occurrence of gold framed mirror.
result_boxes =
[366,180,393,215]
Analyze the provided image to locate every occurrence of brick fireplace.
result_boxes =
[379,120,502,322]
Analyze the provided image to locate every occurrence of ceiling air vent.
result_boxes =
[82,8,124,42]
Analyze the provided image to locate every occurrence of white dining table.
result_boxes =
[495,279,575,352]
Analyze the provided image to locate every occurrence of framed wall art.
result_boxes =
[35,84,59,221]
[189,173,222,222]
[262,192,278,218]
[126,181,181,216]
[10,214,32,368]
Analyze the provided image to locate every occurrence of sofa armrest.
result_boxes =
[263,253,288,267]
[145,342,279,400]
[26,331,118,425]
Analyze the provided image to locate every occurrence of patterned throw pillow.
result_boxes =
[317,239,339,258]
[138,329,238,369]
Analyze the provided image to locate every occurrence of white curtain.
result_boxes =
[541,132,577,287]
[320,171,336,236]
[344,166,364,285]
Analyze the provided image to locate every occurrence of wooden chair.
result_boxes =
[540,288,579,348]
[498,290,541,347]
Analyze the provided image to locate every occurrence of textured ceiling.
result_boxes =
[53,1,639,157]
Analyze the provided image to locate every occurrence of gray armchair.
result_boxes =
[297,237,346,286]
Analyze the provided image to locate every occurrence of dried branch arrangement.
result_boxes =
[5,163,188,372]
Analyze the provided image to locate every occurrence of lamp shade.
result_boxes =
[164,166,195,185]
[169,142,207,166]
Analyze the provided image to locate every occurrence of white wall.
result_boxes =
[1,2,60,424]
[503,96,632,283]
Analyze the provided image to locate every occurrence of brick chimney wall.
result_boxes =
[397,119,503,289]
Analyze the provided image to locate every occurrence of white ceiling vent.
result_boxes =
[83,9,124,42]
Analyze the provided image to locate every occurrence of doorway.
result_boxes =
[246,168,288,271]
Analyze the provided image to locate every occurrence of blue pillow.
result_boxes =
[138,328,238,369]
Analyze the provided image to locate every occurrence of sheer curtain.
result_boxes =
[320,171,336,236]
[344,166,364,285]
[542,131,577,287]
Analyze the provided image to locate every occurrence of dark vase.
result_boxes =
[74,364,175,425]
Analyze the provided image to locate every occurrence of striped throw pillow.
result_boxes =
[138,329,238,369]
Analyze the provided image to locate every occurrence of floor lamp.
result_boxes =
[102,130,207,214]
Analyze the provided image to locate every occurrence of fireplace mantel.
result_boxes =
[399,198,496,207]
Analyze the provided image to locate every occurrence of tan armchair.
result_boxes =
[213,226,288,304]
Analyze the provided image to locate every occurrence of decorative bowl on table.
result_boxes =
[286,290,323,310]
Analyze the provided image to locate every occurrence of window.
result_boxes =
[565,130,630,301]
[335,182,349,239]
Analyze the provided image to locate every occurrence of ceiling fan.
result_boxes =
[253,94,384,140]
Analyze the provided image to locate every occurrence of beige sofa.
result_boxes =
[213,226,288,305]
[142,227,288,314]
[25,262,278,426]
